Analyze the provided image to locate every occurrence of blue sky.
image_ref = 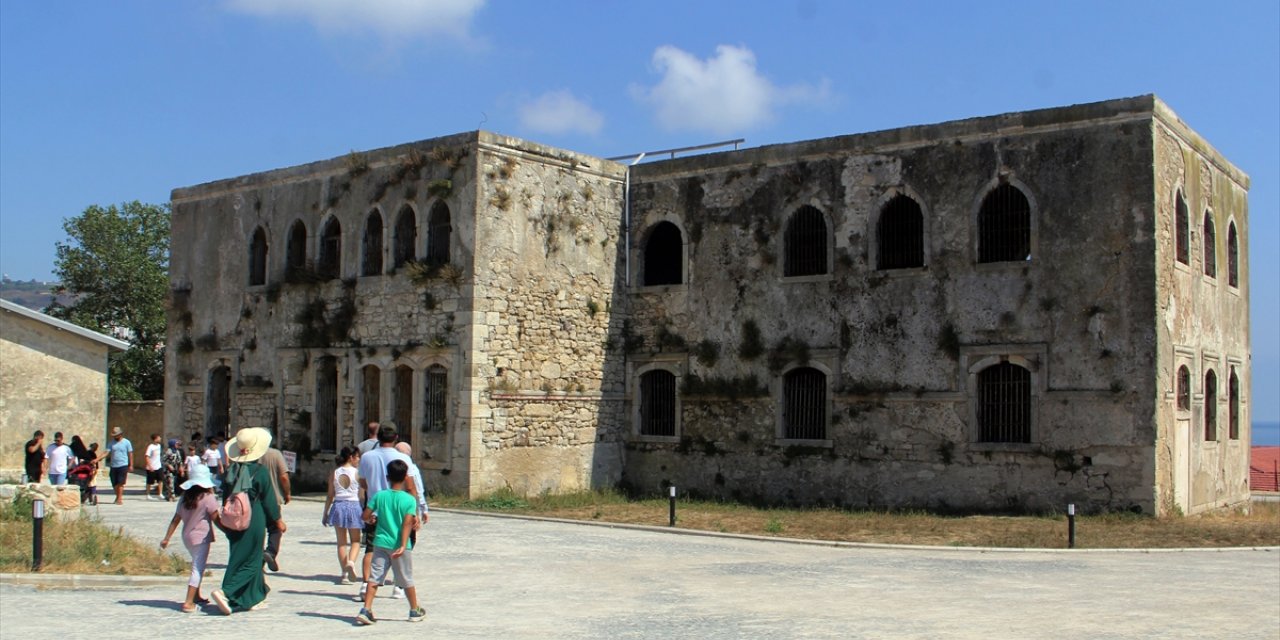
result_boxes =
[1,1,1276,419]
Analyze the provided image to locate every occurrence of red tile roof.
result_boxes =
[1250,447,1280,492]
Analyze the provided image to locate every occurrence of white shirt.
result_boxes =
[145,443,162,471]
[185,454,204,478]
[202,448,221,470]
[45,444,73,475]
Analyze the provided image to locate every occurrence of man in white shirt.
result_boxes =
[43,432,73,486]
[144,433,163,501]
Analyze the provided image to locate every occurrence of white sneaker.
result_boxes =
[357,583,367,602]
[391,587,404,599]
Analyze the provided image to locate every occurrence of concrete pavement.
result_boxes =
[0,480,1277,639]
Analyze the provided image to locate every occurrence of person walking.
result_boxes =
[357,424,420,600]
[43,432,73,485]
[355,459,425,625]
[259,445,290,572]
[322,446,363,584]
[163,439,185,502]
[356,421,379,455]
[23,430,45,483]
[105,427,134,504]
[210,427,285,616]
[160,465,221,613]
[144,434,164,500]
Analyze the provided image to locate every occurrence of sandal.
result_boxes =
[181,604,198,613]
[194,595,210,604]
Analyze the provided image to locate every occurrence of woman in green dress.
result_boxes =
[211,427,287,614]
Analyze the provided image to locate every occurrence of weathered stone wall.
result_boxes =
[0,311,111,476]
[106,400,164,468]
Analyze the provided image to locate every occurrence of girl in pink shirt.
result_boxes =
[161,465,222,612]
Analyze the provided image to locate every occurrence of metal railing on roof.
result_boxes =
[607,139,744,163]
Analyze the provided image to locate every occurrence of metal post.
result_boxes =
[1067,503,1076,549]
[668,485,676,527]
[32,498,45,571]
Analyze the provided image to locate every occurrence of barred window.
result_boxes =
[1175,190,1189,265]
[639,370,676,436]
[207,366,231,439]
[784,206,828,277]
[362,210,384,276]
[1204,369,1217,441]
[877,194,924,269]
[286,220,307,272]
[1202,211,1216,278]
[361,365,381,429]
[977,363,1031,443]
[393,206,417,270]
[783,367,826,440]
[427,202,451,265]
[422,365,448,433]
[1228,368,1240,440]
[319,218,342,280]
[393,365,413,441]
[1177,365,1191,411]
[643,222,683,286]
[978,185,1031,263]
[248,226,268,286]
[315,357,338,452]
[1227,222,1239,287]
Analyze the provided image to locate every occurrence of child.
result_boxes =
[184,445,202,479]
[322,446,363,584]
[201,438,223,496]
[160,465,221,613]
[163,439,185,502]
[144,434,163,500]
[356,460,424,625]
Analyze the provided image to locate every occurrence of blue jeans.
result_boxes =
[48,473,66,486]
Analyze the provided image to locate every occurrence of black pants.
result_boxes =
[266,518,282,558]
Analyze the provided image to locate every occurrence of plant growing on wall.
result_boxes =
[345,150,370,176]
[738,319,764,360]
[693,339,720,367]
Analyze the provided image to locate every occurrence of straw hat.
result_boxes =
[181,464,216,490]
[226,427,272,463]
[110,427,123,437]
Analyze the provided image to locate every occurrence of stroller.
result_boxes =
[68,462,96,505]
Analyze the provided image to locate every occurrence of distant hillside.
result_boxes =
[0,278,75,311]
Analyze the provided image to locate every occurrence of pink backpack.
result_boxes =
[221,464,253,531]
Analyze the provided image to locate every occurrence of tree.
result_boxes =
[48,201,170,400]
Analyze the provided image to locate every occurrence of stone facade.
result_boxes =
[0,300,128,480]
[168,96,1249,515]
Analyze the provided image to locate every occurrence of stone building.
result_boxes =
[1,299,130,479]
[167,95,1249,515]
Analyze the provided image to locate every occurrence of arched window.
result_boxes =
[783,367,826,439]
[393,365,414,441]
[1176,365,1191,411]
[207,366,231,439]
[1175,190,1189,265]
[1204,369,1218,441]
[977,363,1031,443]
[1228,368,1240,440]
[784,205,828,277]
[422,365,448,432]
[319,218,342,280]
[362,210,384,276]
[643,222,683,286]
[315,357,338,452]
[639,370,677,436]
[978,184,1031,263]
[427,201,451,265]
[286,220,307,273]
[1227,222,1239,287]
[393,205,417,270]
[1202,211,1216,278]
[877,194,924,269]
[248,226,268,286]
[361,364,381,428]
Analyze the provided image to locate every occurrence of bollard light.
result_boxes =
[32,498,45,571]
[1067,503,1077,549]
[668,485,677,527]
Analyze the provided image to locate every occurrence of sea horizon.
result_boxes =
[1253,421,1280,447]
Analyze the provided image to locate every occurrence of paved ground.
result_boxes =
[1,478,1278,639]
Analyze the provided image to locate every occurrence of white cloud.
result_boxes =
[632,44,830,135]
[517,91,604,136]
[224,0,485,42]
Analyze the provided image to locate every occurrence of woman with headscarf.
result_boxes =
[210,427,287,615]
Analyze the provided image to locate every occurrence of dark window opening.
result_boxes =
[639,370,676,436]
[427,202,451,265]
[1177,366,1191,411]
[393,365,413,441]
[207,366,231,439]
[422,365,448,433]
[1203,212,1216,278]
[784,206,828,277]
[248,227,268,286]
[1228,369,1239,440]
[393,206,417,270]
[1227,222,1239,287]
[643,222,683,286]
[977,362,1031,443]
[978,184,1031,263]
[287,220,307,272]
[319,219,342,280]
[783,367,826,440]
[315,357,338,452]
[877,194,924,269]
[361,364,381,428]
[1175,191,1189,265]
[1204,370,1217,441]
[362,211,384,276]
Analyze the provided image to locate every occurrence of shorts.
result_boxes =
[146,469,163,485]
[363,521,378,552]
[367,546,413,588]
[109,466,129,487]
[328,500,364,529]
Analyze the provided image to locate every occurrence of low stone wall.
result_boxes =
[0,483,83,521]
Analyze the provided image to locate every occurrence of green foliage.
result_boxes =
[49,201,169,400]
[465,488,531,510]
[738,319,764,360]
[345,150,370,175]
[764,518,785,534]
[767,336,810,373]
[681,374,767,399]
[620,319,645,354]
[427,179,452,198]
[656,324,687,351]
[693,339,720,367]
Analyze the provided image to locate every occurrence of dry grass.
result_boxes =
[435,490,1280,549]
[0,497,187,575]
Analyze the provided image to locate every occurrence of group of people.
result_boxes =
[23,427,137,505]
[158,421,426,624]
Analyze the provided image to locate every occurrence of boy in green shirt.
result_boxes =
[356,459,425,624]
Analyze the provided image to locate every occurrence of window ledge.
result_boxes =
[775,438,833,448]
[969,442,1037,452]
[779,274,833,284]
[632,434,680,444]
[973,260,1034,272]
[874,266,928,278]
[633,283,687,295]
